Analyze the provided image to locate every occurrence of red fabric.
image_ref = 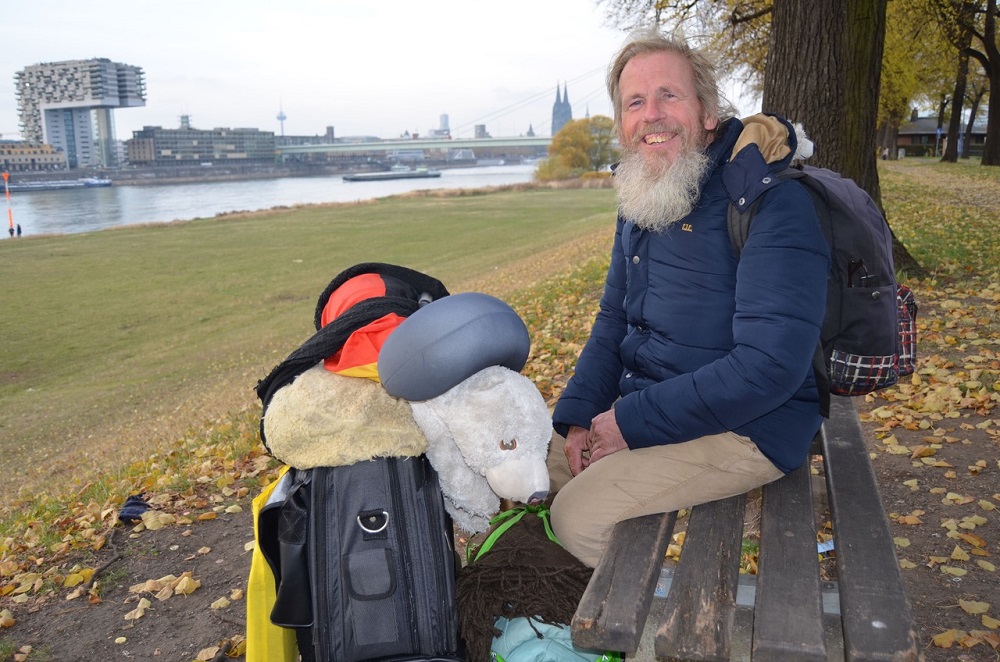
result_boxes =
[319,273,405,378]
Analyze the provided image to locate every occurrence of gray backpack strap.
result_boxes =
[727,203,749,257]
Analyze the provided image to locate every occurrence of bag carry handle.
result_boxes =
[468,505,560,564]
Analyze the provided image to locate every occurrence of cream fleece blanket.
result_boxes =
[263,364,427,468]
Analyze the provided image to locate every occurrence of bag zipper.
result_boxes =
[388,458,420,650]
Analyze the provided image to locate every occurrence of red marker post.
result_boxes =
[2,172,12,237]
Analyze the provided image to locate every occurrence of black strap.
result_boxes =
[727,179,831,419]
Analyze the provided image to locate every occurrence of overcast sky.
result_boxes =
[0,0,614,141]
[1,0,762,142]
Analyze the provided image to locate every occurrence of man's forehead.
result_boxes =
[621,51,694,89]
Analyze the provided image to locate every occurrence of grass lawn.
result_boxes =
[0,185,616,503]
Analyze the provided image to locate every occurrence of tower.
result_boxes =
[276,102,287,137]
[15,58,145,169]
[551,82,573,135]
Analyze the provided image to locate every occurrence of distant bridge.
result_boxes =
[275,136,552,157]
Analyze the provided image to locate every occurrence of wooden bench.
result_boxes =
[571,396,921,661]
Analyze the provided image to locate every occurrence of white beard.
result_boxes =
[613,143,711,232]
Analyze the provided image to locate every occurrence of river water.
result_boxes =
[4,164,537,237]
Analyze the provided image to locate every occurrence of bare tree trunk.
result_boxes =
[977,0,1000,165]
[944,50,969,162]
[763,1,845,169]
[964,89,986,158]
[842,0,887,201]
[762,0,922,274]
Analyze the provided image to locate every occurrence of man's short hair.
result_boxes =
[606,30,726,136]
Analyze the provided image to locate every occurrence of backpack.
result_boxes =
[258,458,463,662]
[728,164,917,416]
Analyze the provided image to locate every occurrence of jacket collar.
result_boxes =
[720,114,798,213]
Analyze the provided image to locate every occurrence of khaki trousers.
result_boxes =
[547,431,784,567]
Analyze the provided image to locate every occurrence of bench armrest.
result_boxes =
[572,512,677,653]
[823,396,920,660]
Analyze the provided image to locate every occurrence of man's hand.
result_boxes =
[564,425,592,476]
[588,408,628,464]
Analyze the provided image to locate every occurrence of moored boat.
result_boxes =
[4,178,113,192]
[343,166,441,182]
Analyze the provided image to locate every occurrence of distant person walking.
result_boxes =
[16,224,21,237]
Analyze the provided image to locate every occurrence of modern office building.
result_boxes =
[0,141,68,172]
[125,118,275,166]
[15,58,146,169]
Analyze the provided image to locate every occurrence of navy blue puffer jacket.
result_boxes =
[552,116,830,473]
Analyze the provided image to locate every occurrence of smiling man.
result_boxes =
[547,30,831,566]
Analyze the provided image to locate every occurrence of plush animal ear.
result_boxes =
[377,292,530,401]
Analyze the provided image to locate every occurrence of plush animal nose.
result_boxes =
[526,490,548,505]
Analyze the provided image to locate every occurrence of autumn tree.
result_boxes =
[929,0,1000,165]
[879,0,956,159]
[537,116,619,180]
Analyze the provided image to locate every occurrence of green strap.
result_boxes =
[468,505,561,564]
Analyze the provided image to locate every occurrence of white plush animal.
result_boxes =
[409,365,551,534]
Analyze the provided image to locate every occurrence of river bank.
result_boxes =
[2,159,510,188]
[2,164,548,237]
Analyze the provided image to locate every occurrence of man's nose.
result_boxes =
[642,97,666,123]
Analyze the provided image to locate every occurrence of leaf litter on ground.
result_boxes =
[1,159,999,660]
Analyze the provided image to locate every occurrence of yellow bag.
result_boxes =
[246,466,297,662]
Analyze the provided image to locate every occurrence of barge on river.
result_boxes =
[342,166,441,183]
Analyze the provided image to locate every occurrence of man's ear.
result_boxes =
[703,114,720,133]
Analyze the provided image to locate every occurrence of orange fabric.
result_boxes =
[319,273,407,381]
[323,313,406,378]
[321,272,388,327]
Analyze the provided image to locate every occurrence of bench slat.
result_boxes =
[753,463,827,660]
[823,396,920,661]
[571,512,678,653]
[655,493,746,662]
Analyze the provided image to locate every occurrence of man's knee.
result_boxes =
[550,481,610,568]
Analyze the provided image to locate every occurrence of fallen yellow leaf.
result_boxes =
[0,609,14,629]
[195,646,220,661]
[893,537,911,548]
[932,629,960,648]
[958,532,987,547]
[174,574,201,596]
[983,615,1000,630]
[63,573,86,588]
[941,566,968,577]
[952,546,971,561]
[228,636,248,656]
[977,560,996,572]
[124,597,151,622]
[959,599,990,615]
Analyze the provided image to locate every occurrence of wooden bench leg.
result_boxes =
[571,512,678,654]
[655,493,745,662]
[753,463,827,660]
